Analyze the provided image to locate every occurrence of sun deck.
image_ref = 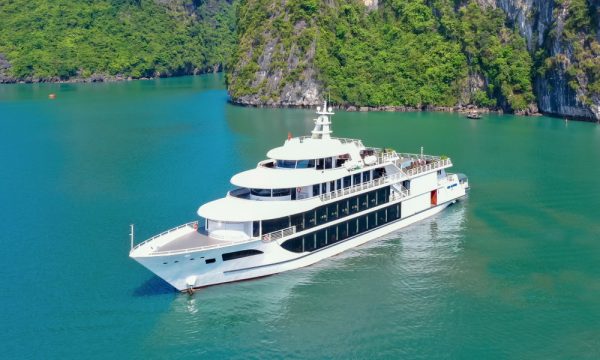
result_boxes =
[130,222,246,256]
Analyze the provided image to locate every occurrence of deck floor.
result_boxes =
[157,231,230,252]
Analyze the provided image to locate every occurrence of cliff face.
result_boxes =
[229,0,599,120]
[478,0,599,120]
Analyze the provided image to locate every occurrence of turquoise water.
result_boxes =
[1,75,600,359]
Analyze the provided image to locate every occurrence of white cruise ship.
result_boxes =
[130,103,469,292]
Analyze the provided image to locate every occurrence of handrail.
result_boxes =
[319,172,405,202]
[262,225,296,242]
[131,221,198,252]
[151,240,239,255]
[402,158,452,177]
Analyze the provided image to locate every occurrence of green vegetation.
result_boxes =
[0,0,237,80]
[230,0,536,111]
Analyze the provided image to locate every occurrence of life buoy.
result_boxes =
[296,187,302,193]
[193,223,198,230]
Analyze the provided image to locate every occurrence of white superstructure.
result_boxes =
[130,103,469,291]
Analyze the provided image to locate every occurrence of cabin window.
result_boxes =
[363,171,371,182]
[272,188,291,197]
[343,176,351,188]
[373,168,385,180]
[388,204,400,221]
[316,206,328,225]
[368,190,377,208]
[327,202,338,221]
[313,184,320,196]
[316,158,324,170]
[353,173,361,186]
[339,199,350,216]
[205,258,216,264]
[402,180,411,190]
[359,194,369,211]
[349,218,358,236]
[316,229,327,248]
[321,183,327,194]
[305,210,316,228]
[252,221,260,237]
[336,179,342,190]
[222,249,263,261]
[262,216,290,234]
[296,159,310,168]
[325,157,333,169]
[277,160,296,168]
[349,197,359,214]
[251,188,271,197]
[377,209,387,226]
[282,238,303,253]
[329,181,335,192]
[290,213,305,231]
[367,212,377,230]
[337,222,348,241]
[358,216,368,233]
[377,187,389,204]
[304,234,316,251]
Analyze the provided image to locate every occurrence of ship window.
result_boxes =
[336,179,342,190]
[330,181,335,192]
[313,184,320,196]
[296,159,310,168]
[316,206,328,225]
[291,213,305,232]
[339,199,349,217]
[282,237,303,253]
[373,168,385,180]
[353,173,361,186]
[316,229,327,248]
[277,160,296,168]
[272,188,291,197]
[377,187,389,204]
[328,226,338,244]
[368,190,377,208]
[387,204,400,221]
[349,218,358,236]
[304,234,316,251]
[359,194,368,211]
[305,210,316,229]
[358,215,367,233]
[349,197,359,214]
[337,222,348,241]
[262,216,290,234]
[316,158,324,170]
[325,157,332,169]
[343,176,351,188]
[321,183,327,194]
[222,249,264,261]
[367,212,377,230]
[253,221,260,237]
[377,209,387,226]
[205,258,216,264]
[363,171,371,182]
[251,188,271,197]
[327,202,338,221]
[308,159,316,168]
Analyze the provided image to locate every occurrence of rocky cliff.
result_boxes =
[228,0,600,121]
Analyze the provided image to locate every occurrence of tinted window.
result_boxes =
[325,157,333,169]
[377,209,387,226]
[358,215,367,233]
[313,184,320,196]
[222,249,264,261]
[387,204,400,221]
[253,221,260,237]
[307,159,316,168]
[272,188,291,197]
[321,183,327,194]
[251,188,271,197]
[304,234,316,251]
[316,206,327,225]
[359,194,369,211]
[291,213,304,231]
[368,190,377,208]
[305,210,316,229]
[316,158,324,170]
[363,171,371,182]
[353,173,361,186]
[336,179,342,190]
[343,176,351,188]
[316,229,327,248]
[281,238,303,253]
[367,212,376,230]
[348,218,358,236]
[337,222,348,241]
[262,216,290,234]
[349,197,359,214]
[296,159,310,168]
[328,203,338,221]
[277,160,296,168]
[339,199,350,217]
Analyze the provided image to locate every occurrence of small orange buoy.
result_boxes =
[48,93,56,99]
[287,131,292,140]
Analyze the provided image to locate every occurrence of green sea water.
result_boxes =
[1,75,599,359]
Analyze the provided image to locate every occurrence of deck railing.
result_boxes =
[151,240,238,255]
[401,158,452,177]
[262,225,297,242]
[131,220,198,252]
[319,172,405,202]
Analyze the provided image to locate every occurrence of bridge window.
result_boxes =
[277,160,297,168]
[251,188,271,197]
[272,188,291,197]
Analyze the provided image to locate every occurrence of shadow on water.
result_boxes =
[132,275,177,297]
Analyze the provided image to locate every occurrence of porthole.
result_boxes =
[205,258,216,264]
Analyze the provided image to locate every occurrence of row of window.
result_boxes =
[222,249,263,261]
[281,203,402,253]
[276,156,350,170]
[248,168,387,199]
[254,186,391,237]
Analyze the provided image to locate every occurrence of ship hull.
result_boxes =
[132,199,459,291]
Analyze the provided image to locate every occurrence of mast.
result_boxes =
[311,101,335,139]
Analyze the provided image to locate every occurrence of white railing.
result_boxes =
[151,240,239,255]
[262,225,296,242]
[390,184,410,201]
[131,220,198,251]
[402,158,452,177]
[319,172,404,202]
